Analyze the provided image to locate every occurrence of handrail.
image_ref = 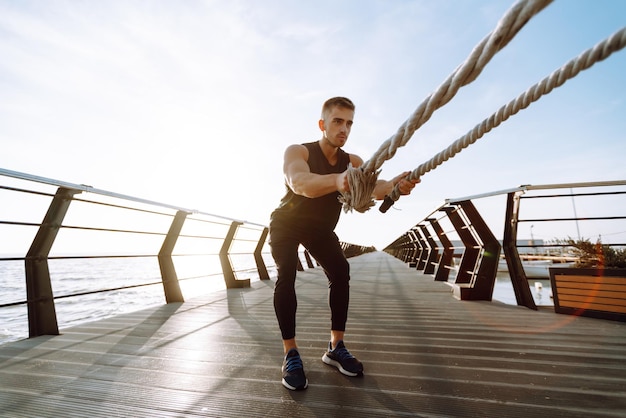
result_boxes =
[0,167,264,227]
[446,180,626,203]
[0,168,273,340]
[385,180,626,309]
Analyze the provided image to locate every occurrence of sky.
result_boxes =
[1,0,625,251]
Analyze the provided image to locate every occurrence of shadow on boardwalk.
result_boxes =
[1,252,625,417]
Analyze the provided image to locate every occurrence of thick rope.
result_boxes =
[338,164,380,213]
[341,0,553,212]
[379,26,626,211]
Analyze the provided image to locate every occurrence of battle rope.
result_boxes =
[339,0,553,213]
[341,163,380,213]
[379,26,626,213]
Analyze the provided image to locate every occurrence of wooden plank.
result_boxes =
[557,298,626,313]
[557,288,626,302]
[556,279,626,294]
[556,275,626,286]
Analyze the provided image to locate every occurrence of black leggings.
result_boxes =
[270,224,350,340]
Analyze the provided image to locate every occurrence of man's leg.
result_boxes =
[306,231,363,377]
[270,235,300,346]
[330,330,345,349]
[306,231,350,335]
[270,225,308,390]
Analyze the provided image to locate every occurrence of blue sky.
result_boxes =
[1,0,625,250]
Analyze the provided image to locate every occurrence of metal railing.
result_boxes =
[384,180,626,309]
[1,168,276,339]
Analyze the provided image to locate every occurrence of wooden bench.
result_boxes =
[549,268,626,322]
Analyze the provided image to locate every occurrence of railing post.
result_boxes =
[304,250,315,268]
[296,246,305,271]
[446,204,481,295]
[296,256,304,271]
[399,234,411,263]
[220,221,250,288]
[25,187,80,337]
[420,224,439,275]
[158,210,187,303]
[457,200,501,300]
[408,228,421,268]
[404,231,417,267]
[414,227,428,271]
[254,227,270,280]
[429,216,453,282]
[503,191,537,309]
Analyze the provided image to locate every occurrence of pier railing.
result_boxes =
[0,168,371,339]
[0,168,270,338]
[384,180,626,310]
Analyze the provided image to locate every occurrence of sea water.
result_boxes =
[494,271,553,307]
[0,256,260,345]
[0,257,549,345]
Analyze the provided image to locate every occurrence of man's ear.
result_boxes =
[318,119,325,132]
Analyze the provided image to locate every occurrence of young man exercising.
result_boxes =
[269,96,418,390]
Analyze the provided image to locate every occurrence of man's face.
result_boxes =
[321,106,354,148]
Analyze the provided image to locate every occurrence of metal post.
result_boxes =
[25,187,80,337]
[503,192,537,309]
[457,200,501,301]
[445,204,480,294]
[429,216,453,282]
[407,231,419,268]
[296,255,304,271]
[414,227,428,271]
[401,234,412,263]
[254,227,270,280]
[158,210,187,303]
[220,221,250,288]
[304,250,315,268]
[420,224,439,275]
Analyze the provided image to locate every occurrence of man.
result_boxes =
[269,96,418,390]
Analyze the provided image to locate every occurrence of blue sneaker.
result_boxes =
[322,340,364,377]
[282,348,308,390]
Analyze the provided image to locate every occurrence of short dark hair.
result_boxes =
[321,97,355,119]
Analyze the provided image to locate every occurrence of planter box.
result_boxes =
[549,268,626,322]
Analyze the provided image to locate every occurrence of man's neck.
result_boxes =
[318,138,339,164]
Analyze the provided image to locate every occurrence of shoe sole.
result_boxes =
[282,377,308,390]
[322,353,362,377]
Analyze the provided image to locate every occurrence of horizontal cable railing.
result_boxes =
[384,180,626,310]
[1,169,274,342]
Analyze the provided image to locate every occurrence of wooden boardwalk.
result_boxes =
[1,252,625,417]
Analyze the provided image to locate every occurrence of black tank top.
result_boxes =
[271,141,351,232]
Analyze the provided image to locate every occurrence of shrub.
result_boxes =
[559,237,626,268]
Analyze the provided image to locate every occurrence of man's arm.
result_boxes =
[284,144,348,198]
[283,145,417,200]
[372,171,419,200]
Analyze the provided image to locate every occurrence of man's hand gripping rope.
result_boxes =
[338,164,380,213]
[338,165,418,213]
[379,172,419,213]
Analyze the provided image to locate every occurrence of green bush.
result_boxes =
[604,246,626,268]
[558,237,626,268]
